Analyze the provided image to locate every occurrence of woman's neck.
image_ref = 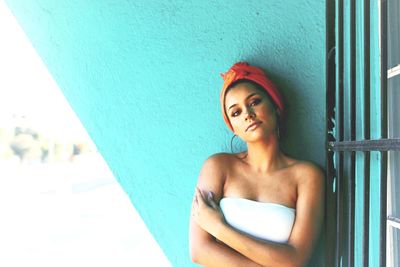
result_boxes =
[244,135,284,174]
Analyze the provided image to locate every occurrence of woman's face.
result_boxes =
[224,82,278,142]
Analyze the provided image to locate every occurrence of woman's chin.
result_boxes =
[243,129,276,143]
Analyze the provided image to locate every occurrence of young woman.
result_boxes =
[189,62,324,267]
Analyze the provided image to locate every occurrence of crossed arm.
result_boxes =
[189,155,325,267]
[189,156,264,267]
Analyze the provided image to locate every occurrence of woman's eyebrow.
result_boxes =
[227,93,259,110]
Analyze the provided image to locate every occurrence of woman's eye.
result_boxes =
[250,98,261,106]
[231,110,240,117]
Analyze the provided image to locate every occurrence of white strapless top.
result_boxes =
[220,197,295,243]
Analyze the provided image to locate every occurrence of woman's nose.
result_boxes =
[245,108,255,120]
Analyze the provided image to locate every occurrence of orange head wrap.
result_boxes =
[220,62,285,132]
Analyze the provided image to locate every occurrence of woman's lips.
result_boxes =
[246,121,262,131]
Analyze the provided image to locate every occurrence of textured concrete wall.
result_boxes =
[5,1,325,265]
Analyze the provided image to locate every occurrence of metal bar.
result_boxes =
[350,0,356,143]
[381,0,388,153]
[387,219,400,230]
[338,1,344,144]
[325,0,337,265]
[348,152,356,267]
[364,0,371,140]
[380,152,388,267]
[336,152,344,267]
[336,0,344,265]
[387,64,400,78]
[363,1,371,265]
[388,216,400,224]
[348,0,356,265]
[379,1,388,266]
[363,151,371,267]
[328,138,400,151]
[349,158,356,261]
[325,154,337,267]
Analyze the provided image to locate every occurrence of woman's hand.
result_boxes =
[191,187,225,237]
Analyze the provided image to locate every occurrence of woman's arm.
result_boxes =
[190,220,264,267]
[189,154,263,267]
[193,162,325,267]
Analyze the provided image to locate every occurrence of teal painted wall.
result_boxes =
[5,1,326,265]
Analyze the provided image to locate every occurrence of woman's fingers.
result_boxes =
[192,188,207,220]
[191,189,200,218]
[193,187,207,215]
[195,187,204,205]
[194,188,220,211]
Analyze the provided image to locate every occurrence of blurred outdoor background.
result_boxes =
[0,1,171,266]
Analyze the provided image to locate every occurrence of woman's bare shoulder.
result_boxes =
[204,153,237,169]
[283,157,324,182]
[197,153,237,197]
[289,160,325,188]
